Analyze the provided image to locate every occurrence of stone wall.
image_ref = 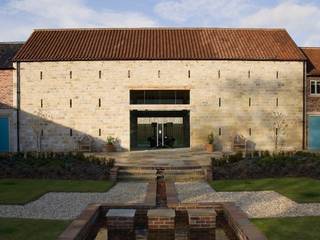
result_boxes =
[14,60,304,152]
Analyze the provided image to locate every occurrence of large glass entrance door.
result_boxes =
[130,111,190,150]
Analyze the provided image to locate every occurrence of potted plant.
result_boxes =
[106,136,117,152]
[205,132,215,152]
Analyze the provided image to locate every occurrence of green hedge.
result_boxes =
[212,151,320,180]
[0,152,115,180]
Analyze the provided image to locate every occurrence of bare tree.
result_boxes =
[31,109,52,152]
[271,111,288,152]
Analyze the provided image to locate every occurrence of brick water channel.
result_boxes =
[93,169,231,240]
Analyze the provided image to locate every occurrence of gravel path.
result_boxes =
[176,182,320,218]
[0,182,148,220]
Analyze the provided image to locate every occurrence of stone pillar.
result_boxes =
[187,209,216,240]
[147,209,175,240]
[106,209,136,240]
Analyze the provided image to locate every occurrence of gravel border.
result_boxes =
[176,181,320,218]
[0,182,148,220]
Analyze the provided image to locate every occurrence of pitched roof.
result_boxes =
[0,42,24,69]
[301,47,320,76]
[13,28,306,62]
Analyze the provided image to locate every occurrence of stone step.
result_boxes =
[118,174,205,181]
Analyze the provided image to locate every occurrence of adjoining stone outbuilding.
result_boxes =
[0,42,23,152]
[301,47,320,150]
[10,28,308,152]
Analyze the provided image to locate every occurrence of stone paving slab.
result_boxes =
[0,182,147,220]
[176,182,320,218]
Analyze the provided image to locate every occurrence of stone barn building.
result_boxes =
[11,28,307,152]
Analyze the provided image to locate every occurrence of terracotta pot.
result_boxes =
[106,144,116,152]
[205,143,214,153]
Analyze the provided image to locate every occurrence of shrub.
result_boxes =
[212,151,320,180]
[0,152,115,180]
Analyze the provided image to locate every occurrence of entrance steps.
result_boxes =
[117,165,207,181]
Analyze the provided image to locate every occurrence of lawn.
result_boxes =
[252,217,320,240]
[0,179,114,204]
[210,177,320,203]
[0,218,70,240]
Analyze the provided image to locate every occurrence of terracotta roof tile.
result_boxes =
[301,47,320,76]
[13,28,306,62]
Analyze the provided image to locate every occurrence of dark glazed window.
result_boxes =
[130,90,189,104]
[311,80,320,95]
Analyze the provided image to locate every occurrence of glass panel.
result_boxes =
[130,90,144,104]
[176,90,190,104]
[145,90,160,104]
[317,81,320,94]
[311,81,316,94]
[159,91,175,104]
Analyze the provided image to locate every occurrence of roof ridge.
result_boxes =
[300,47,320,49]
[0,41,25,44]
[33,27,287,32]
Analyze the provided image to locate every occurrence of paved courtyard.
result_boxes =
[0,182,147,220]
[176,181,320,218]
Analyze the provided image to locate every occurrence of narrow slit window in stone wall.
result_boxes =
[40,99,43,108]
[70,71,72,79]
[41,129,44,137]
[128,70,131,78]
[158,70,160,78]
[219,98,221,107]
[219,128,222,136]
[249,97,251,107]
[249,128,252,136]
[40,71,43,80]
[70,129,73,136]
[99,98,101,107]
[248,70,251,78]
[218,70,221,79]
[276,98,279,107]
[275,128,278,136]
[70,99,72,108]
[276,71,279,79]
[99,129,101,136]
[99,70,102,79]
[188,70,191,78]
